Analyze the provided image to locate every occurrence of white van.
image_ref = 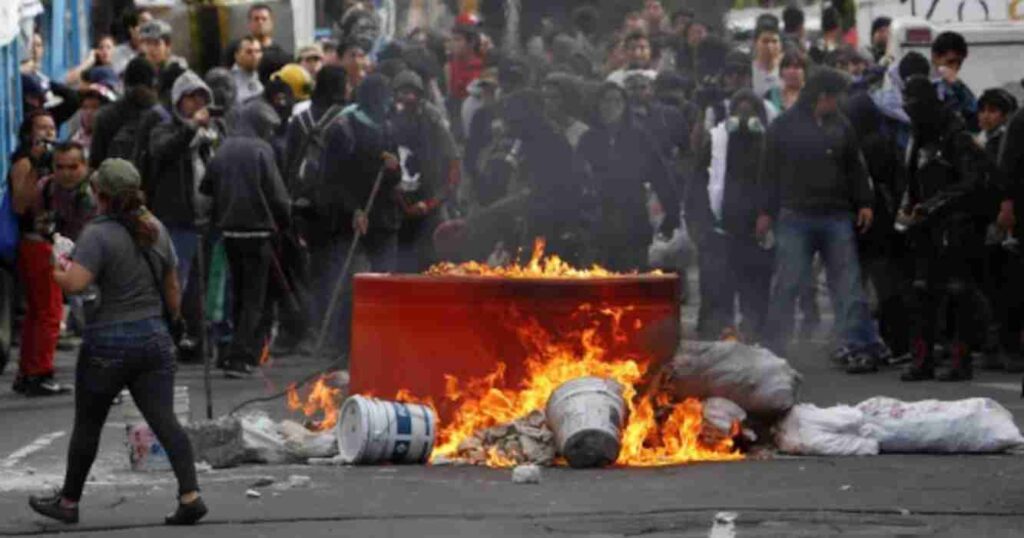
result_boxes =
[884,17,1024,98]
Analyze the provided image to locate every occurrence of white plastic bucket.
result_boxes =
[336,395,436,464]
[122,386,191,472]
[545,377,626,468]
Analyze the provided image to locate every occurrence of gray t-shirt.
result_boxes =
[73,216,178,326]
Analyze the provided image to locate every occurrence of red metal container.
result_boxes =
[349,274,680,423]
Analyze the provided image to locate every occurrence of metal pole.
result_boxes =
[196,231,213,420]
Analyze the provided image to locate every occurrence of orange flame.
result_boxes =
[413,305,743,467]
[286,375,343,431]
[426,238,655,278]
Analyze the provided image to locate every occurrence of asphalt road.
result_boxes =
[2,294,1024,537]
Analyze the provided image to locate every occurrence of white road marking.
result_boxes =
[709,511,738,538]
[2,431,66,469]
[973,382,1021,393]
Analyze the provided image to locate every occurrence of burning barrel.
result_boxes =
[349,272,680,424]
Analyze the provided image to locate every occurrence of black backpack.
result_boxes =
[290,105,352,208]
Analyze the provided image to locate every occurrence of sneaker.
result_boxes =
[164,497,208,526]
[845,351,879,374]
[864,342,893,364]
[28,491,78,524]
[830,346,855,367]
[22,377,72,397]
[888,352,913,366]
[222,362,253,379]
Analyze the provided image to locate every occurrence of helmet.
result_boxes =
[271,64,314,101]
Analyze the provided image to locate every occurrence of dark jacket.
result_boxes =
[759,105,872,218]
[691,124,766,239]
[146,72,224,228]
[89,86,159,169]
[201,101,290,233]
[901,113,993,227]
[319,77,402,235]
[578,116,681,237]
[999,109,1024,231]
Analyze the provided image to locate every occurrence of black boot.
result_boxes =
[901,338,934,381]
[938,342,973,381]
[28,492,78,524]
[165,497,208,526]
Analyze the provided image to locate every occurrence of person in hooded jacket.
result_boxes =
[89,57,160,169]
[690,90,771,341]
[758,68,890,372]
[200,100,290,377]
[897,75,997,381]
[392,70,460,273]
[578,83,680,271]
[314,74,402,362]
[146,71,225,305]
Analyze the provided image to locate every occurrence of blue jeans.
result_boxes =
[167,226,200,291]
[63,317,198,501]
[765,211,881,354]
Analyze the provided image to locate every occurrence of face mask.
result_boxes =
[726,116,764,134]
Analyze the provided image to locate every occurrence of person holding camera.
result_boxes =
[897,75,994,382]
[9,110,71,397]
[29,159,206,526]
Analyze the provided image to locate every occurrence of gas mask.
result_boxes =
[726,115,764,134]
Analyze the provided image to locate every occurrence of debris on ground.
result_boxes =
[186,412,340,468]
[773,404,879,456]
[194,461,213,474]
[701,397,756,446]
[245,489,261,499]
[250,476,275,488]
[511,464,542,484]
[282,474,311,489]
[857,397,1024,453]
[279,420,338,459]
[455,410,556,466]
[669,341,802,417]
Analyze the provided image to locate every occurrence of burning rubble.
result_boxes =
[285,239,746,468]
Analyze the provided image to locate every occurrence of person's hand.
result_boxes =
[353,209,369,235]
[382,152,400,172]
[857,207,874,234]
[84,49,97,68]
[193,107,211,128]
[409,201,430,217]
[997,200,1016,232]
[755,214,773,239]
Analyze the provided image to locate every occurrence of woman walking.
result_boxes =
[28,159,207,526]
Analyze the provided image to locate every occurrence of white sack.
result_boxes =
[857,397,1024,453]
[774,404,879,456]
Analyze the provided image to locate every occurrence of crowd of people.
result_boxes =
[8,0,1024,401]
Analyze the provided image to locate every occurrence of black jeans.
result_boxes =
[224,237,274,366]
[62,317,198,501]
[697,232,772,341]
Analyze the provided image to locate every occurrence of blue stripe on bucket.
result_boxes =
[393,402,412,435]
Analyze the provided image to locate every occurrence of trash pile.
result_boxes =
[179,340,1024,473]
[444,410,556,466]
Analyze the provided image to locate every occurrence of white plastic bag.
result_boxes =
[278,420,339,460]
[857,397,1024,453]
[670,341,802,416]
[774,404,879,456]
[648,225,694,271]
[239,412,292,464]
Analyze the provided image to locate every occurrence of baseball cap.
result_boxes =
[297,44,324,61]
[139,19,172,41]
[94,159,142,196]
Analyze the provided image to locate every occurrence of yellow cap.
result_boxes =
[272,64,314,101]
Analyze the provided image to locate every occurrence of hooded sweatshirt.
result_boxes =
[148,71,223,228]
[201,100,290,234]
[759,68,873,218]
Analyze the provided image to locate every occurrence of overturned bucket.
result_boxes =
[336,395,436,464]
[123,386,190,472]
[546,377,626,468]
